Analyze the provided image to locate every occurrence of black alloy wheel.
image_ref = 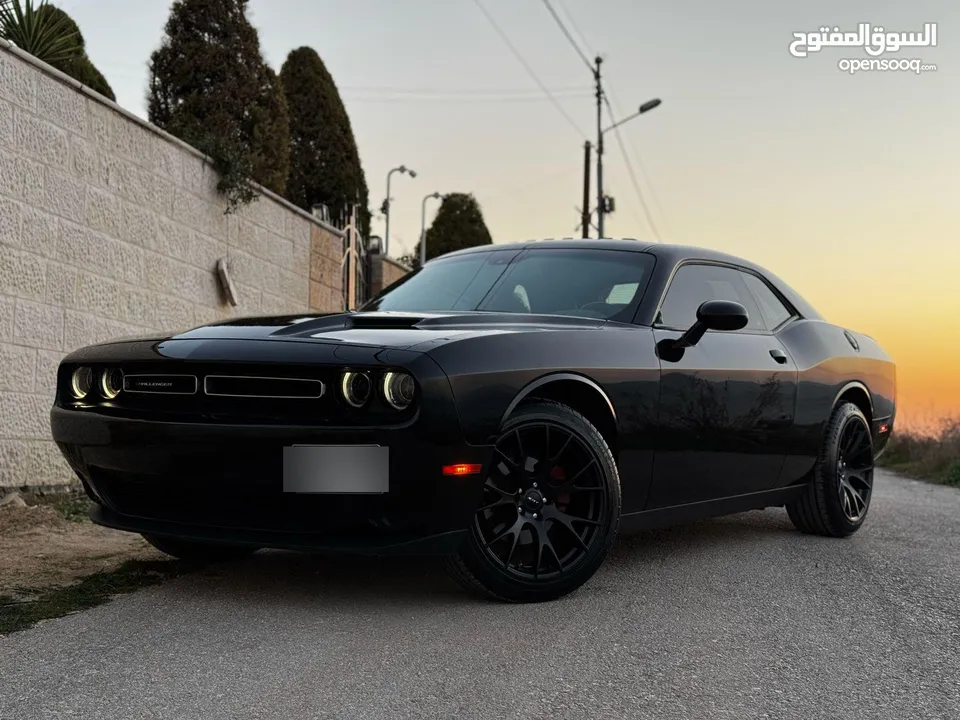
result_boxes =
[448,400,621,602]
[836,417,874,523]
[786,402,875,537]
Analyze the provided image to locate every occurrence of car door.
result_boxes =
[647,262,799,508]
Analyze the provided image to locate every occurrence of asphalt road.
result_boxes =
[1,469,958,720]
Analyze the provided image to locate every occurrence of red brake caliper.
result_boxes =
[550,466,571,511]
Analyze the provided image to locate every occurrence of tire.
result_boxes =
[786,402,875,538]
[447,400,621,603]
[142,534,258,563]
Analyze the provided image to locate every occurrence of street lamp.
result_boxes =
[597,97,661,238]
[420,192,446,268]
[383,165,417,256]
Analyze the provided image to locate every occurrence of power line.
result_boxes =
[341,93,593,105]
[479,162,582,201]
[471,0,587,138]
[338,85,593,96]
[340,86,593,104]
[537,0,606,234]
[603,96,661,242]
[540,0,594,74]
[539,0,626,239]
[623,128,672,241]
[553,0,595,58]
[544,0,670,241]
[606,86,673,240]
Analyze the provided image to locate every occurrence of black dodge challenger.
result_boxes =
[51,240,896,602]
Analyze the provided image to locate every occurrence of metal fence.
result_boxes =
[341,205,369,310]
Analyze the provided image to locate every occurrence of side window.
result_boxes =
[657,264,765,332]
[740,272,793,330]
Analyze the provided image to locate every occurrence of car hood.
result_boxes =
[157,311,606,352]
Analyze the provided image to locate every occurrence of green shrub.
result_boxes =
[58,53,115,100]
[881,418,960,486]
[147,0,290,211]
[944,461,960,487]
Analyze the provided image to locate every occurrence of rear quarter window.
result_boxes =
[740,272,794,330]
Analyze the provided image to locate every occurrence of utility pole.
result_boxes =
[594,56,605,239]
[581,140,591,238]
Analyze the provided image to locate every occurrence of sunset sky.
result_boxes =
[61,0,959,428]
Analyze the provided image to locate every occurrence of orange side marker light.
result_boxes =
[442,463,482,476]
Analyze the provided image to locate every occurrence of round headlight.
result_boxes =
[340,371,372,408]
[101,368,123,399]
[71,367,94,399]
[382,372,416,410]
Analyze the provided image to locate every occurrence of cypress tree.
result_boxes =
[249,65,291,197]
[280,46,370,237]
[147,0,290,206]
[416,193,493,265]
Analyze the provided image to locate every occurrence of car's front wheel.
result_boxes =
[786,402,875,537]
[448,400,621,603]
[142,534,258,564]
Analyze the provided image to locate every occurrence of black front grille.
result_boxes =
[114,363,332,420]
[61,361,414,427]
[204,375,325,399]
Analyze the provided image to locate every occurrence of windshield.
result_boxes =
[362,248,656,322]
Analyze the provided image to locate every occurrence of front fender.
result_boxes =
[424,326,659,446]
[498,372,618,428]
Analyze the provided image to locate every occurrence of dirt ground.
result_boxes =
[0,499,163,597]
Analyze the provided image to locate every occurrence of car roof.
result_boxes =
[439,238,766,276]
[438,237,654,258]
[434,238,823,321]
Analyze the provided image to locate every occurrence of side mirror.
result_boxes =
[672,300,748,349]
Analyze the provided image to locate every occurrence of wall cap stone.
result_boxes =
[382,256,412,273]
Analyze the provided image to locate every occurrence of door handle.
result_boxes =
[769,349,788,364]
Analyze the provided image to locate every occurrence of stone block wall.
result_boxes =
[369,254,411,298]
[0,40,346,489]
[310,225,346,312]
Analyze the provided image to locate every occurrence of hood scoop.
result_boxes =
[267,310,606,339]
[346,313,428,329]
[269,312,431,337]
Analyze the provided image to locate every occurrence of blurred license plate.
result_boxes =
[282,445,388,494]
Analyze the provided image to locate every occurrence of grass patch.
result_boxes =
[0,559,186,635]
[21,489,93,523]
[880,418,960,486]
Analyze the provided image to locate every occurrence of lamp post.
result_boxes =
[596,96,661,238]
[419,192,445,268]
[383,165,417,256]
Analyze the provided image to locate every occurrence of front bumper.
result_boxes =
[52,407,491,555]
[89,505,468,555]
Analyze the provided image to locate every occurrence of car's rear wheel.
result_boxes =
[786,402,875,537]
[142,534,258,563]
[447,400,621,603]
